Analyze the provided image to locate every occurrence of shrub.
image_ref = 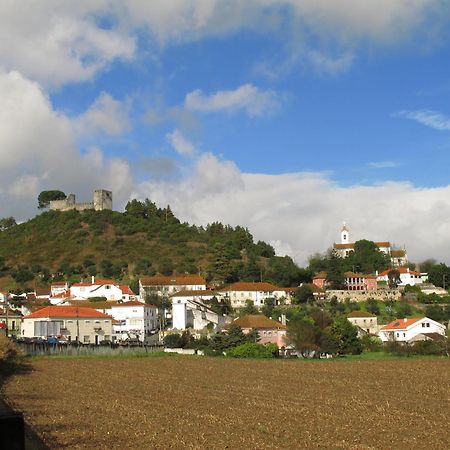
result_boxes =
[226,342,278,359]
[0,335,22,367]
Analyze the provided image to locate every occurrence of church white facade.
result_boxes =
[333,224,408,267]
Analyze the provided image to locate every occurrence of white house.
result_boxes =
[22,306,113,344]
[70,278,138,302]
[50,282,69,297]
[377,267,424,286]
[347,311,379,335]
[219,282,287,309]
[139,275,206,300]
[379,317,446,343]
[110,301,158,340]
[171,293,225,332]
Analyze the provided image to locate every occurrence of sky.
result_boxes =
[1,1,450,266]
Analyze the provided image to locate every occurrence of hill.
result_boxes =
[0,199,309,290]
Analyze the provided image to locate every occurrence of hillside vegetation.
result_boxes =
[0,199,309,290]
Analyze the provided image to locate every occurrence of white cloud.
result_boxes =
[368,161,401,169]
[395,109,450,131]
[185,84,280,117]
[134,153,450,266]
[307,50,355,75]
[0,70,134,219]
[0,2,135,88]
[166,129,196,155]
[0,1,446,87]
[74,92,131,137]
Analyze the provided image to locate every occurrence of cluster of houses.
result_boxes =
[0,275,296,345]
[1,272,447,349]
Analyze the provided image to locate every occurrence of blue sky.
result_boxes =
[1,1,450,264]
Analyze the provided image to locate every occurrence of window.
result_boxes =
[396,332,399,337]
[95,320,100,324]
[426,323,430,327]
[104,335,110,340]
[85,320,90,324]
[67,320,73,324]
[422,323,425,327]
[84,336,90,343]
[403,333,406,337]
[105,285,111,290]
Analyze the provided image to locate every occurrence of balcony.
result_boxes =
[94,327,102,332]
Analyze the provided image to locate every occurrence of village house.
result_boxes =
[377,267,424,286]
[50,281,69,297]
[139,275,206,301]
[70,278,138,302]
[110,301,158,340]
[333,224,408,267]
[219,282,288,309]
[171,291,225,332]
[0,306,22,337]
[233,315,287,348]
[22,306,113,344]
[379,317,446,343]
[313,272,377,291]
[347,311,379,335]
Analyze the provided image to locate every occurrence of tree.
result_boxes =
[326,252,345,289]
[0,217,17,231]
[346,240,391,274]
[428,263,450,289]
[387,270,401,289]
[286,318,320,357]
[261,298,275,318]
[366,298,380,315]
[241,300,258,315]
[330,317,362,355]
[294,285,315,304]
[38,190,66,209]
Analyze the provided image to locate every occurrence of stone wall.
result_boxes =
[49,190,112,212]
[326,289,402,302]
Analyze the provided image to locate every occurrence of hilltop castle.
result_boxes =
[49,189,112,212]
[333,223,408,267]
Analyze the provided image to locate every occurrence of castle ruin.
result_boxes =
[49,190,112,212]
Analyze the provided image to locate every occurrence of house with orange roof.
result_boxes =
[139,275,206,300]
[377,267,424,286]
[232,315,287,348]
[218,282,288,309]
[22,306,113,344]
[333,224,408,267]
[379,317,446,343]
[70,277,138,302]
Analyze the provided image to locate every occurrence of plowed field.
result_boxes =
[3,357,450,449]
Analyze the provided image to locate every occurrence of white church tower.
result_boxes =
[340,223,350,244]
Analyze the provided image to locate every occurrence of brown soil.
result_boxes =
[3,357,450,449]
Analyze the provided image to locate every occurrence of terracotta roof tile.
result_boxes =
[381,317,422,331]
[233,315,286,330]
[24,306,112,319]
[347,311,376,318]
[223,282,281,292]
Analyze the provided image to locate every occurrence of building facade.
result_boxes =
[139,275,206,300]
[22,306,113,344]
[379,317,446,343]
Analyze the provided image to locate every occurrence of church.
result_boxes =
[333,224,408,267]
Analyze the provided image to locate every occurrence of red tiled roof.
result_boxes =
[24,306,112,319]
[140,275,206,286]
[120,285,136,296]
[72,279,117,287]
[171,290,218,297]
[51,282,68,286]
[381,317,422,331]
[51,291,70,298]
[391,249,407,257]
[313,272,327,279]
[223,282,281,292]
[233,315,286,330]
[378,268,421,277]
[334,243,355,250]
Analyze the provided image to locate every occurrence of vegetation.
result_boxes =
[0,199,306,289]
[37,190,67,209]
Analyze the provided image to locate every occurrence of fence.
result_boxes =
[17,342,164,357]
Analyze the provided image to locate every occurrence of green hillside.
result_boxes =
[0,199,309,290]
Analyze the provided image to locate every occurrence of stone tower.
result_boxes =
[93,189,112,211]
[340,223,349,244]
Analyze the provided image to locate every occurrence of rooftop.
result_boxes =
[140,275,206,286]
[24,306,112,319]
[233,315,286,330]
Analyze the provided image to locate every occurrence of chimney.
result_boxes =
[91,276,95,284]
[404,318,408,322]
[407,267,410,273]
